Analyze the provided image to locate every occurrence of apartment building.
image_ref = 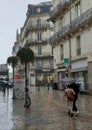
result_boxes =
[19,1,54,86]
[12,30,21,56]
[49,0,92,93]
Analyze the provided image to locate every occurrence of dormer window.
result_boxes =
[37,7,41,13]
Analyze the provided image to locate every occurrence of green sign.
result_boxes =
[64,58,69,64]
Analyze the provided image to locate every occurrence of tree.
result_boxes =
[7,56,19,99]
[17,47,34,108]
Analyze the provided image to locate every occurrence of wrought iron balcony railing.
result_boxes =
[49,7,92,45]
[50,0,70,20]
[25,38,48,47]
[34,52,53,58]
[30,24,50,31]
[50,0,78,20]
[24,23,50,37]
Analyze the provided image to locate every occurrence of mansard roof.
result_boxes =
[26,1,52,16]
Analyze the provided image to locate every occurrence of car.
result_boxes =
[0,78,13,88]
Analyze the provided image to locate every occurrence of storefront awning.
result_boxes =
[71,66,88,73]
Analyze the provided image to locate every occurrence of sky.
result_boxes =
[0,0,51,66]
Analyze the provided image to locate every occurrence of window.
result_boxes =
[37,60,42,68]
[76,35,81,55]
[61,16,65,28]
[37,19,42,27]
[49,60,54,68]
[38,45,42,55]
[60,45,63,60]
[76,2,81,17]
[37,7,41,13]
[37,32,42,41]
[51,46,53,55]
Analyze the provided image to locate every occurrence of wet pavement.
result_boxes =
[0,87,92,130]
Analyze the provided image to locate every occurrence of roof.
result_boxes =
[26,1,52,16]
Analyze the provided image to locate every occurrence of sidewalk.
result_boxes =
[0,87,92,130]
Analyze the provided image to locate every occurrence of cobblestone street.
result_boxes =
[0,87,92,130]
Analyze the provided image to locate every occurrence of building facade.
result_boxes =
[19,1,54,86]
[49,0,92,93]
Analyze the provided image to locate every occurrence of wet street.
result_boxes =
[0,87,92,130]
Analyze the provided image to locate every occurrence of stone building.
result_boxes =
[19,1,54,86]
[49,0,92,93]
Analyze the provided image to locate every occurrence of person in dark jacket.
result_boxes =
[68,82,80,115]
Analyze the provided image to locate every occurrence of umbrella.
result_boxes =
[60,78,76,84]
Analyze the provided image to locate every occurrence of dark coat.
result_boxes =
[68,83,80,94]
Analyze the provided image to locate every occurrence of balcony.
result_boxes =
[49,7,92,45]
[30,23,50,32]
[34,52,53,59]
[25,38,48,47]
[24,23,50,37]
[50,0,70,21]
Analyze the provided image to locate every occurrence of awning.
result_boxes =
[71,66,88,73]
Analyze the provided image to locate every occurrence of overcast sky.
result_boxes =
[0,0,51,66]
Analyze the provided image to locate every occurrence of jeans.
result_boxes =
[72,94,78,112]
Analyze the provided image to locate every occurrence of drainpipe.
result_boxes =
[68,0,72,78]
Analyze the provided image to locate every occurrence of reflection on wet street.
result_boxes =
[0,87,92,130]
[0,88,13,130]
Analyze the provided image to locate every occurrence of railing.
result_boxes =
[50,0,70,18]
[25,38,48,46]
[35,52,53,57]
[24,23,50,37]
[30,24,50,31]
[49,7,92,44]
[50,0,78,19]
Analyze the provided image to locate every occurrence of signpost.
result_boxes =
[64,58,71,78]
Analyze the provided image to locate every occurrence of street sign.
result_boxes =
[64,58,69,64]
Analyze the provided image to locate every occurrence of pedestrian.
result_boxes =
[38,80,40,91]
[2,85,6,96]
[67,82,80,116]
[47,79,50,90]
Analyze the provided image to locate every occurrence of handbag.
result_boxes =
[65,88,75,101]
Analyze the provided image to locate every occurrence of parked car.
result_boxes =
[0,78,13,88]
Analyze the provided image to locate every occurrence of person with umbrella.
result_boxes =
[67,82,80,116]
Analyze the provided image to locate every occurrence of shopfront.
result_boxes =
[71,59,88,92]
[35,69,54,86]
[58,66,66,90]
